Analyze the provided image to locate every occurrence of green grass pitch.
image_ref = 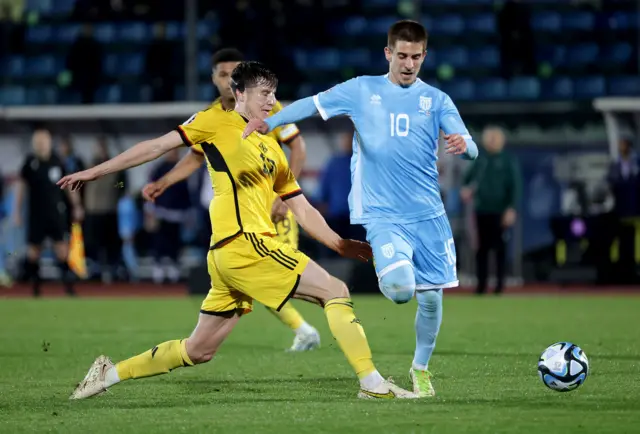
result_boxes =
[1,295,639,433]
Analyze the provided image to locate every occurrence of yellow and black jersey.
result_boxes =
[176,108,302,249]
[209,98,300,146]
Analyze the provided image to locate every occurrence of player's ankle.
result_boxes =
[359,370,384,390]
[104,366,121,388]
[412,362,428,371]
[294,322,315,336]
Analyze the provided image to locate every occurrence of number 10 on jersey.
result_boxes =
[390,113,410,137]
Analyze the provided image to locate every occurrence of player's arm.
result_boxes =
[12,178,25,226]
[274,148,370,261]
[242,78,359,138]
[439,94,478,161]
[143,151,205,202]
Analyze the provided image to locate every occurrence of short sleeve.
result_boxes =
[313,78,360,120]
[273,147,302,200]
[176,111,214,149]
[271,101,300,144]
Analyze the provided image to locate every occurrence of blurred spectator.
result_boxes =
[461,126,521,295]
[145,23,175,102]
[117,193,141,281]
[66,24,103,104]
[607,138,640,217]
[58,135,85,175]
[147,149,191,283]
[317,131,365,256]
[498,0,535,78]
[0,171,11,287]
[13,129,83,297]
[84,137,125,283]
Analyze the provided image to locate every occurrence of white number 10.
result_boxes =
[390,113,410,137]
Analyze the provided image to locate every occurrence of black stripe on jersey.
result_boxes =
[175,126,194,147]
[280,132,301,146]
[276,274,301,312]
[280,189,303,201]
[201,142,243,247]
[271,249,298,268]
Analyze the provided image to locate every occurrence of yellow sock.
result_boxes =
[116,339,193,381]
[324,298,376,379]
[268,302,304,330]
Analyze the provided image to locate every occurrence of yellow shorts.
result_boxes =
[273,209,299,248]
[200,232,310,315]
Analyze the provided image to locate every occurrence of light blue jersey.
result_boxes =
[312,74,475,224]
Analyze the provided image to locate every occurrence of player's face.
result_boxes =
[385,40,426,86]
[32,130,52,158]
[212,61,241,100]
[241,84,277,120]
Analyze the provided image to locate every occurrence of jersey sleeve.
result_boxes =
[271,101,300,144]
[20,157,31,180]
[273,146,303,200]
[437,93,471,138]
[175,111,212,154]
[313,77,360,120]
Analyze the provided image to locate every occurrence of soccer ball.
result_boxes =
[537,342,589,392]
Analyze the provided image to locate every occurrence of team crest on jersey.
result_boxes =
[381,243,395,259]
[419,96,432,116]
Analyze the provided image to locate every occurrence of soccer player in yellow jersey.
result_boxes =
[150,48,319,352]
[60,61,416,400]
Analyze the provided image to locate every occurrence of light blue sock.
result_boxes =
[413,289,443,371]
[122,242,139,279]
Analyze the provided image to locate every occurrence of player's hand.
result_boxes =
[460,187,473,204]
[502,207,517,228]
[72,205,84,223]
[242,119,269,139]
[270,196,289,223]
[142,181,168,203]
[444,134,467,155]
[57,169,99,192]
[335,239,373,263]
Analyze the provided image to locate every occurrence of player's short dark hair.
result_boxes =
[211,48,244,70]
[388,20,428,50]
[230,61,278,94]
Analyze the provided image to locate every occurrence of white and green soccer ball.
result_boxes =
[537,342,589,392]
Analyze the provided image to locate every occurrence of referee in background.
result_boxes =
[461,126,521,295]
[12,128,84,297]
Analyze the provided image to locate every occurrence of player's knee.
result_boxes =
[416,289,442,313]
[325,278,350,302]
[379,266,415,304]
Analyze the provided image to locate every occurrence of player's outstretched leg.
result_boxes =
[266,303,320,352]
[69,310,241,399]
[410,289,442,397]
[293,260,416,399]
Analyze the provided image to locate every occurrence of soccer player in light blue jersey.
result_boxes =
[243,20,478,397]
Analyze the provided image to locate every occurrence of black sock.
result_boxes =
[57,260,75,296]
[26,259,41,297]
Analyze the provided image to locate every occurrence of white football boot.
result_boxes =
[69,355,114,400]
[358,378,419,399]
[287,328,321,352]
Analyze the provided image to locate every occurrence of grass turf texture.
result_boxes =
[1,295,639,434]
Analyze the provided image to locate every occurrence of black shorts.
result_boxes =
[27,209,68,246]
